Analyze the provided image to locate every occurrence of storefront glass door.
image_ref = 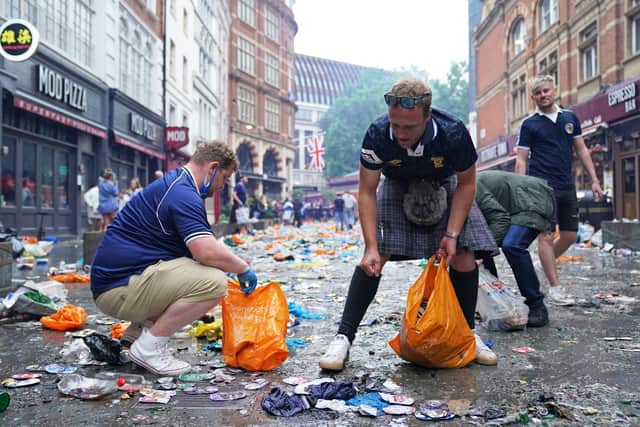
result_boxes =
[622,156,638,219]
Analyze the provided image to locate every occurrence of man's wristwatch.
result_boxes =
[444,231,460,240]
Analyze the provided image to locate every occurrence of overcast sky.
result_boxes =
[292,0,469,80]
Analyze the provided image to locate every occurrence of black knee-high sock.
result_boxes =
[449,265,478,330]
[337,266,381,343]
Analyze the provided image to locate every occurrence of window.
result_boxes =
[182,57,188,91]
[237,37,255,75]
[263,150,278,176]
[199,48,209,82]
[539,50,558,85]
[40,147,53,209]
[132,31,143,102]
[630,0,640,55]
[265,6,280,41]
[146,0,156,15]
[119,19,130,93]
[169,40,176,78]
[539,0,558,32]
[580,23,598,81]
[8,0,37,24]
[43,0,67,52]
[169,0,175,16]
[183,9,188,34]
[511,74,527,117]
[169,104,176,125]
[265,97,280,132]
[511,18,527,56]
[22,142,36,208]
[144,43,153,105]
[238,0,256,27]
[56,151,69,209]
[237,86,256,125]
[71,0,93,67]
[1,137,16,207]
[182,114,188,127]
[265,52,279,86]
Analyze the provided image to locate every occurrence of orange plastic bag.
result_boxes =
[222,280,289,371]
[48,273,90,283]
[389,256,476,368]
[40,304,87,331]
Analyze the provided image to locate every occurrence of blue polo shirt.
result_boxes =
[90,167,213,294]
[517,108,582,190]
[360,108,477,180]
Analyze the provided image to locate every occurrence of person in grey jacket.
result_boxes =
[476,170,555,327]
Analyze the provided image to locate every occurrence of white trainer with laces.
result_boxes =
[474,333,497,366]
[548,285,576,306]
[319,334,350,371]
[129,328,191,376]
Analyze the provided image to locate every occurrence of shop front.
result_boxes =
[108,90,164,190]
[476,135,518,172]
[0,47,108,235]
[573,77,640,220]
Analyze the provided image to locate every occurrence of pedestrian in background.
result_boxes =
[83,184,102,232]
[90,141,257,376]
[231,175,248,223]
[343,192,358,230]
[333,193,345,231]
[516,75,603,306]
[319,77,498,371]
[476,170,555,327]
[98,169,119,231]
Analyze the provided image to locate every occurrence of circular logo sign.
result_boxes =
[0,19,39,62]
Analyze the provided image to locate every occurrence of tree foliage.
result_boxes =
[320,62,469,178]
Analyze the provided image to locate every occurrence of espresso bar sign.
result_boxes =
[37,65,87,111]
[130,112,157,141]
[608,82,636,113]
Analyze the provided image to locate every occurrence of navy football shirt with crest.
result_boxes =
[360,108,477,181]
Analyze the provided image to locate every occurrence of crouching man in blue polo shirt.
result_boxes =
[90,141,258,375]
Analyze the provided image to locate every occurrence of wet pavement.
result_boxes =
[1,224,640,426]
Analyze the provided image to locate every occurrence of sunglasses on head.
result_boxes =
[384,93,430,109]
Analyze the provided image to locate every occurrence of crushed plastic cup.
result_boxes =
[57,374,117,399]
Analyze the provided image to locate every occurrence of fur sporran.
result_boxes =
[402,179,447,227]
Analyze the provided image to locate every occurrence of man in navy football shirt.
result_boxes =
[91,141,258,375]
[319,77,498,371]
[516,75,603,306]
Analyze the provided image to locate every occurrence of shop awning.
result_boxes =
[477,154,516,171]
[13,92,107,139]
[114,132,165,159]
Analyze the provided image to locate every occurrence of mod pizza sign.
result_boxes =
[165,127,189,150]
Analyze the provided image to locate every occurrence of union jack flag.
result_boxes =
[306,134,325,170]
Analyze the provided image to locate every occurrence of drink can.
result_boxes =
[0,391,9,412]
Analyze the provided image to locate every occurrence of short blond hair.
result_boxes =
[191,140,239,171]
[389,77,433,115]
[529,75,555,93]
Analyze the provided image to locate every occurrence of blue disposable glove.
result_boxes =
[237,268,258,296]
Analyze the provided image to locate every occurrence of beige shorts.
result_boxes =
[95,257,227,322]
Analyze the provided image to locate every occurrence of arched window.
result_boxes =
[263,150,278,176]
[236,144,253,173]
[119,19,129,93]
[511,18,526,56]
[539,0,558,32]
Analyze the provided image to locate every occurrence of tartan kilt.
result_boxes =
[377,175,498,260]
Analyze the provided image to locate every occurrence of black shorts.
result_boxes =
[552,188,579,232]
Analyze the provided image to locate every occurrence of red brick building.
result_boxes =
[474,0,640,219]
[228,0,297,203]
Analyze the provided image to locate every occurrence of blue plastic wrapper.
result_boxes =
[287,302,325,320]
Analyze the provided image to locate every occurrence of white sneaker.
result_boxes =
[474,333,497,366]
[548,285,576,306]
[129,329,191,376]
[319,334,350,371]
